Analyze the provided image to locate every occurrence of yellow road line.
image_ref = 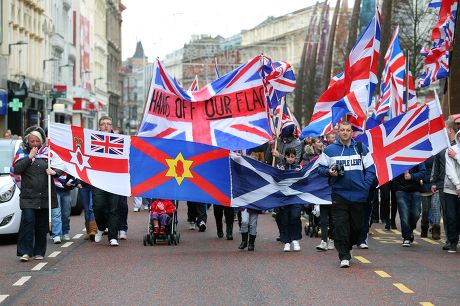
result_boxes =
[391,229,402,235]
[354,256,371,263]
[413,230,421,235]
[421,238,439,245]
[374,270,391,278]
[419,302,435,306]
[393,283,414,293]
[375,229,390,235]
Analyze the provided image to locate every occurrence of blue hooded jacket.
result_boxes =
[318,139,376,203]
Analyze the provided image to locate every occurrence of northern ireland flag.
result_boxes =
[49,123,131,195]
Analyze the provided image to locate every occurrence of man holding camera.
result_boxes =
[318,121,376,268]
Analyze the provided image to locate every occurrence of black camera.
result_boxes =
[331,164,345,177]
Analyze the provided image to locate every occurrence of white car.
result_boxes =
[0,139,22,236]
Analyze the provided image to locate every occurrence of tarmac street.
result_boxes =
[0,202,459,305]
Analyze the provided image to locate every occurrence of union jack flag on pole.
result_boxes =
[418,40,450,88]
[357,100,448,186]
[302,7,381,137]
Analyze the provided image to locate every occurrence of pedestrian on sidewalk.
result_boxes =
[318,121,376,268]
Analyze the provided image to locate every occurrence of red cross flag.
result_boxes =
[49,122,131,195]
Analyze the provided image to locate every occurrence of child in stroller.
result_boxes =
[150,199,175,235]
[144,199,180,246]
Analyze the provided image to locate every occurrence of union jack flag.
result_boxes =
[188,75,199,91]
[418,40,450,88]
[429,0,443,7]
[90,133,125,155]
[261,56,297,109]
[271,102,301,138]
[302,7,381,137]
[357,101,448,186]
[404,68,418,111]
[431,0,458,21]
[432,13,456,45]
[138,55,290,150]
[373,27,405,122]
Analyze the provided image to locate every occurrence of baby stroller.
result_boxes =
[304,204,320,238]
[143,199,180,246]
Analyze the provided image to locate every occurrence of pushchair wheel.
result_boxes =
[143,235,147,246]
[172,234,178,245]
[147,234,153,246]
[153,236,157,245]
[177,233,180,244]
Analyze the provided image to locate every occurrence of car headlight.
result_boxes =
[0,184,16,203]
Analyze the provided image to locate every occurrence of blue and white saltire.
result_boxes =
[230,152,331,210]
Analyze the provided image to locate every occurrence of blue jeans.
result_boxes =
[57,190,71,235]
[278,204,302,243]
[17,208,49,257]
[79,186,95,222]
[395,191,421,240]
[444,193,460,244]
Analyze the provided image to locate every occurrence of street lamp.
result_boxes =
[8,41,28,55]
[43,58,58,70]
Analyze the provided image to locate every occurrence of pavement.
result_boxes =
[0,201,459,305]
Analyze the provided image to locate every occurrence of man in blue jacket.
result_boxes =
[318,121,376,268]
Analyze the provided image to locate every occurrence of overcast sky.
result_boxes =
[121,0,342,61]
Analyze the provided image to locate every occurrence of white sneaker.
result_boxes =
[119,230,127,240]
[402,240,411,247]
[62,234,71,241]
[189,222,196,230]
[133,207,140,212]
[327,239,335,250]
[358,243,368,249]
[292,240,301,251]
[143,205,149,211]
[340,259,350,268]
[95,230,104,243]
[109,239,119,246]
[316,240,328,251]
[53,236,61,244]
[283,243,291,252]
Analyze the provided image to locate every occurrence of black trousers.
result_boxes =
[92,187,120,240]
[380,183,397,224]
[332,194,364,261]
[213,205,234,233]
[187,201,207,224]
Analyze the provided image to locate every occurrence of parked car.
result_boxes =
[0,139,22,236]
[0,139,81,237]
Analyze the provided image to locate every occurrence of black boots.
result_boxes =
[238,233,248,249]
[248,235,256,251]
[421,227,428,238]
[226,223,233,240]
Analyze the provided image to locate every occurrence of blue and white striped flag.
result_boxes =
[230,153,331,210]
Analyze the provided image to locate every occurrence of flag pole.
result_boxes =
[47,115,52,234]
[405,50,410,112]
[272,96,285,167]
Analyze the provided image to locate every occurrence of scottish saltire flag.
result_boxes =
[138,56,278,150]
[130,137,231,205]
[302,7,381,137]
[230,153,331,209]
[49,123,131,196]
[261,56,297,109]
[188,76,199,91]
[418,40,450,88]
[357,100,448,186]
[373,27,405,122]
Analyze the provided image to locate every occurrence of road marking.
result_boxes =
[393,283,414,293]
[61,242,73,248]
[374,270,391,278]
[73,234,83,239]
[391,229,401,235]
[13,276,31,286]
[354,256,371,263]
[421,238,439,245]
[0,295,9,303]
[48,251,61,258]
[375,229,391,235]
[31,263,47,271]
[419,302,435,306]
[413,230,421,235]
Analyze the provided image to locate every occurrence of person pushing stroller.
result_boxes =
[150,199,176,235]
